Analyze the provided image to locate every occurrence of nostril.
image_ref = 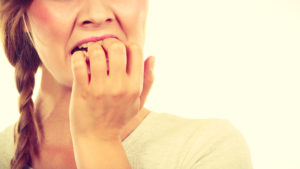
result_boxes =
[81,18,112,25]
[82,20,92,24]
[106,18,112,22]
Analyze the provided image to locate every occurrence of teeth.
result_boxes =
[78,40,103,49]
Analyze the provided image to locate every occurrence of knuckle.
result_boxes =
[110,88,127,101]
[94,93,105,101]
[90,87,106,100]
[130,89,141,99]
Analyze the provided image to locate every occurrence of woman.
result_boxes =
[0,0,253,169]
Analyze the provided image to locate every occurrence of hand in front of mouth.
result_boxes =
[69,37,156,141]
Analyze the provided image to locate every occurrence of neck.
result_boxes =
[37,67,71,120]
[34,67,73,146]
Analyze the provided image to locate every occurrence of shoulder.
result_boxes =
[183,117,253,169]
[149,112,253,169]
[0,123,15,168]
[147,112,243,139]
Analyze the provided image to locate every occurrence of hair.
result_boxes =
[0,0,43,168]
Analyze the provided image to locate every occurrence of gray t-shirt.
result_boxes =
[0,112,253,169]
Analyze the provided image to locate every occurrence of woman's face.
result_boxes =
[26,0,148,87]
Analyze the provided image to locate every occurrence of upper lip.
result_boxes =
[70,34,119,55]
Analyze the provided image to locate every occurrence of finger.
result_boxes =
[101,38,127,78]
[127,43,144,89]
[139,56,155,109]
[71,51,89,89]
[88,42,107,88]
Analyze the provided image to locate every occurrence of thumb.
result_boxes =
[139,56,155,109]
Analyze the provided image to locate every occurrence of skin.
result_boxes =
[24,0,155,168]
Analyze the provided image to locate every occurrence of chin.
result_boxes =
[62,79,74,89]
[54,74,74,89]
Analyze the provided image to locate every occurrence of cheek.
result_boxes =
[27,0,76,49]
[27,1,77,64]
[118,0,147,22]
[27,1,75,84]
[28,1,62,42]
[28,1,50,25]
[113,0,148,43]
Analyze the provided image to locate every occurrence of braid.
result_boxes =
[0,1,43,168]
[10,25,42,169]
[12,54,40,169]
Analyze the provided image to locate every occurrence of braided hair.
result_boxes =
[0,0,43,168]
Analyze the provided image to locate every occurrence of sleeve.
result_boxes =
[0,124,15,169]
[190,120,253,169]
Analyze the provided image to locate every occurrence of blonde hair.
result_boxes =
[0,0,42,168]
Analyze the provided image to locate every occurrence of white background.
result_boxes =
[1,0,299,169]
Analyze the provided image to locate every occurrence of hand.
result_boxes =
[69,38,155,141]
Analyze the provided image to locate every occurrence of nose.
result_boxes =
[77,0,114,28]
